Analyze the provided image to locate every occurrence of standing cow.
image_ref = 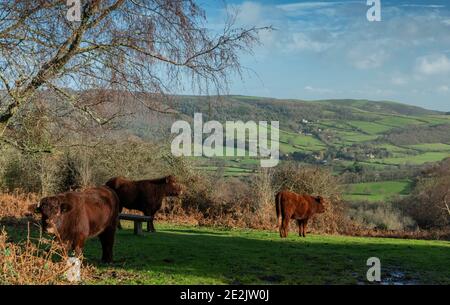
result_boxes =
[35,186,120,263]
[105,175,183,232]
[275,190,327,238]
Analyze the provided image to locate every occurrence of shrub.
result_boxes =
[345,201,416,231]
[395,177,450,229]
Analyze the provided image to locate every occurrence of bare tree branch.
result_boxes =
[0,0,267,152]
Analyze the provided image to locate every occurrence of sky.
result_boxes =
[200,0,450,111]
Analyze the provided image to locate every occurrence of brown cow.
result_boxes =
[105,175,183,232]
[275,190,327,238]
[35,186,120,263]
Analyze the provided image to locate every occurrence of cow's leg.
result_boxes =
[278,217,284,238]
[281,217,290,238]
[302,219,308,237]
[73,236,86,258]
[147,216,155,232]
[99,226,116,263]
[117,206,123,230]
[144,210,156,232]
[297,220,304,237]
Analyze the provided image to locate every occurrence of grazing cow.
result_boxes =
[35,186,120,263]
[275,190,327,238]
[105,175,183,232]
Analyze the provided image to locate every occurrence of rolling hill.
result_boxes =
[164,96,450,170]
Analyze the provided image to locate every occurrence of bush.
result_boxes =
[345,201,416,231]
[0,148,42,193]
[394,177,450,229]
[0,229,72,285]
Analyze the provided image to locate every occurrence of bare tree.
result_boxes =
[0,0,267,151]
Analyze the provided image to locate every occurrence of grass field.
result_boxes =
[372,152,450,165]
[83,223,450,284]
[347,121,394,134]
[407,143,450,152]
[344,180,412,202]
[3,219,450,285]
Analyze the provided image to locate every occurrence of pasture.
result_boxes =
[372,152,450,165]
[344,180,412,202]
[4,221,449,284]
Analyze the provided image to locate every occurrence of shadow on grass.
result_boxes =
[2,218,450,284]
[85,226,450,284]
[162,228,231,236]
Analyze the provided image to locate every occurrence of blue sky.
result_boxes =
[201,0,450,111]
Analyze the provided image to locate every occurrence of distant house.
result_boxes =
[301,119,309,124]
[366,153,375,159]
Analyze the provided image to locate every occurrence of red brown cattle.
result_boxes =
[275,190,327,238]
[105,175,183,232]
[35,186,120,262]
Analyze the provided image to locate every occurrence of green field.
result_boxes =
[372,152,450,165]
[344,180,412,202]
[347,121,394,134]
[5,222,449,284]
[62,223,450,284]
[407,143,450,152]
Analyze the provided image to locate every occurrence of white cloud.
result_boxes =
[285,32,332,52]
[391,76,408,86]
[233,2,264,26]
[277,2,337,11]
[276,1,359,12]
[349,49,389,69]
[437,85,449,92]
[400,4,445,8]
[416,54,450,75]
[304,85,333,94]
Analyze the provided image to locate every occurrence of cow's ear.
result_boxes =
[60,203,72,213]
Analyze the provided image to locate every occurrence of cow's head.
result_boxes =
[35,195,73,235]
[105,176,127,191]
[164,175,184,196]
[315,196,327,213]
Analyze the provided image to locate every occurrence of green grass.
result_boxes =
[336,131,379,143]
[279,129,325,152]
[344,180,412,202]
[406,143,450,152]
[378,116,424,128]
[347,121,393,135]
[372,152,450,165]
[373,144,412,153]
[4,222,450,284]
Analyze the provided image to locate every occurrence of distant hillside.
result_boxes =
[166,95,450,173]
[170,96,443,131]
[3,90,449,173]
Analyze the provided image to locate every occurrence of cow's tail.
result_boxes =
[275,192,282,228]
